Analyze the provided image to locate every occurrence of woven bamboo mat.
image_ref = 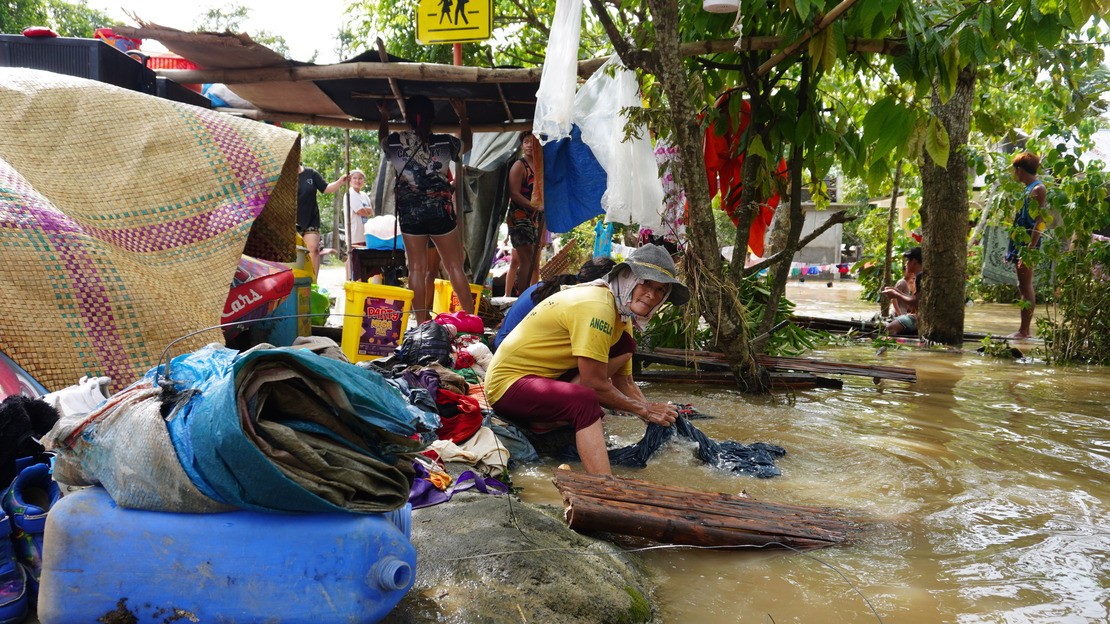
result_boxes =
[539,239,575,282]
[0,69,299,390]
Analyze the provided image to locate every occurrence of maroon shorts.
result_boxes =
[493,375,603,432]
[493,332,637,432]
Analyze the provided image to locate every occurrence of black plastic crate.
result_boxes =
[156,77,211,109]
[0,34,157,95]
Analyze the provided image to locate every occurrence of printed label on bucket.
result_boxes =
[360,296,406,356]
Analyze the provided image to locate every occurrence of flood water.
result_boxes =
[510,280,1110,623]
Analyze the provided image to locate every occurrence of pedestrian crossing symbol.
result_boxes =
[416,0,492,44]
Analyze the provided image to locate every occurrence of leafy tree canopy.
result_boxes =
[1,0,119,37]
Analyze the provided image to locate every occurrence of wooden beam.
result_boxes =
[158,62,542,85]
[154,33,906,86]
[349,92,535,105]
[216,108,531,133]
[375,37,407,120]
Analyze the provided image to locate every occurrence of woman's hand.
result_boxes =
[638,402,677,427]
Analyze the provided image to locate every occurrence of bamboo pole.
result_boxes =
[152,34,907,86]
[216,108,531,133]
[158,63,540,85]
[375,37,407,120]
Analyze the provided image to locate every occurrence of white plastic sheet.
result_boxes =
[532,0,583,142]
[575,57,665,231]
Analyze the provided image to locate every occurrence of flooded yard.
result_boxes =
[512,280,1109,623]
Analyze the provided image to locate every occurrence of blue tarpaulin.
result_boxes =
[541,125,606,234]
[158,345,436,513]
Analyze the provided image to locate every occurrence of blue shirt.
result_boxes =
[494,282,542,349]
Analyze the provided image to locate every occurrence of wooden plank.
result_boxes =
[559,470,852,535]
[553,471,859,550]
[634,369,842,390]
[790,315,989,342]
[642,348,916,383]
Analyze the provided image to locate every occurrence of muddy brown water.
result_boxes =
[511,281,1109,623]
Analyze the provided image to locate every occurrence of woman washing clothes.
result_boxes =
[484,244,688,475]
[379,95,473,322]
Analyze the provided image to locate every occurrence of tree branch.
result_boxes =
[743,210,856,275]
[585,0,658,74]
[504,0,550,38]
[756,0,861,77]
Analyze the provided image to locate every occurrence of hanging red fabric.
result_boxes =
[702,93,785,259]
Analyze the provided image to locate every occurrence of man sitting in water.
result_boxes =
[483,244,687,475]
[882,246,922,336]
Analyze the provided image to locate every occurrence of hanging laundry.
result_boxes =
[653,139,687,245]
[541,125,607,233]
[703,92,786,258]
[594,220,615,258]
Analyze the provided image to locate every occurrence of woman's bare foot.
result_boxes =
[1006,331,1032,339]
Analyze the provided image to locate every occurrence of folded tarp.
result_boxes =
[46,343,439,513]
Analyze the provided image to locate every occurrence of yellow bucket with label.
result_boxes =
[431,279,483,315]
[341,282,414,363]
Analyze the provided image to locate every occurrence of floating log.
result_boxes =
[552,471,861,551]
[639,348,916,383]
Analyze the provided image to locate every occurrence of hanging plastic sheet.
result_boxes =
[533,0,583,142]
[576,56,664,231]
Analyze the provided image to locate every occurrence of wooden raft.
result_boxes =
[637,347,917,383]
[552,471,860,551]
[633,369,844,390]
[791,315,989,342]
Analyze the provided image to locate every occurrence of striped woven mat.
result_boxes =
[0,69,299,390]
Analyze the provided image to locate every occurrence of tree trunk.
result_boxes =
[880,162,903,318]
[919,66,976,344]
[754,67,809,350]
[641,0,766,390]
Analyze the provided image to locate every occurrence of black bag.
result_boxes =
[396,321,452,367]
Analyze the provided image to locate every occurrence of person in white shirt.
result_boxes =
[346,169,374,280]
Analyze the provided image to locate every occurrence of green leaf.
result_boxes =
[977,4,993,34]
[795,0,811,22]
[748,134,770,160]
[925,116,951,168]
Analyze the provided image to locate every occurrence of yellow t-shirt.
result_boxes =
[485,285,633,404]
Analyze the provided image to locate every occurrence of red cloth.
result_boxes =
[434,311,484,334]
[453,349,476,369]
[435,388,483,443]
[703,92,785,258]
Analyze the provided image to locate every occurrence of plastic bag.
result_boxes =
[533,0,583,143]
[575,56,664,231]
[397,321,452,367]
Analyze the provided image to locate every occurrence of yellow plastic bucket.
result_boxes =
[341,281,414,363]
[431,279,483,315]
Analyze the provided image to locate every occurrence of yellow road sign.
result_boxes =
[416,0,492,44]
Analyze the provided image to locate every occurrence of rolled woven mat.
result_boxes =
[0,68,300,391]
